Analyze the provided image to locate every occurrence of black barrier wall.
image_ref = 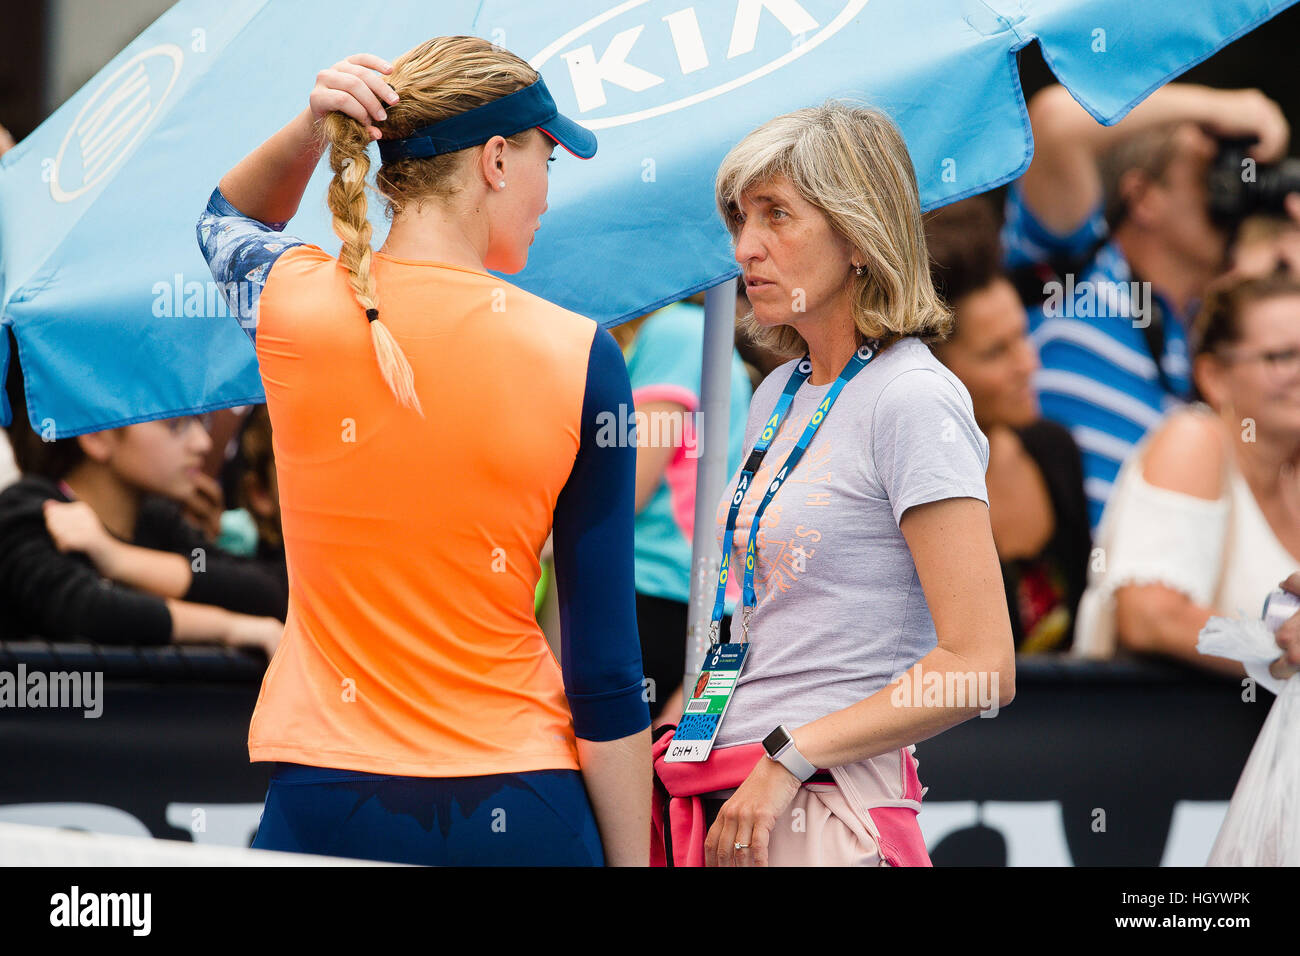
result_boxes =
[0,643,1270,865]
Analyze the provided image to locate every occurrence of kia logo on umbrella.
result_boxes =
[530,0,869,129]
[50,44,183,203]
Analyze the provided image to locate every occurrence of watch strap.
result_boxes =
[766,725,817,782]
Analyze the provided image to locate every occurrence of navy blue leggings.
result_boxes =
[251,763,604,866]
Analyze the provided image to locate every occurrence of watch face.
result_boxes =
[762,726,789,756]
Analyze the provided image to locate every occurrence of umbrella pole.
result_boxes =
[682,277,737,700]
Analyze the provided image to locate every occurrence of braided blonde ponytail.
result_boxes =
[317,37,542,416]
[323,112,423,416]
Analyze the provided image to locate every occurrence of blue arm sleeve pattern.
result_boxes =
[1001,179,1108,271]
[552,328,652,741]
[195,187,306,345]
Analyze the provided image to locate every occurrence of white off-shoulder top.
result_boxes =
[1074,405,1300,672]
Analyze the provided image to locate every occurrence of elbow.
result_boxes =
[1113,584,1177,656]
[997,671,1016,710]
[988,616,1016,708]
[566,678,651,742]
[992,653,1016,709]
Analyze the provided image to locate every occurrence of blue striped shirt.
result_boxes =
[1001,182,1193,530]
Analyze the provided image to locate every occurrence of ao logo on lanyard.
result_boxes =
[665,343,878,762]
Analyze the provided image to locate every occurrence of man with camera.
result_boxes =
[1002,83,1298,530]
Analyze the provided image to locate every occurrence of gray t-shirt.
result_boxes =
[710,336,990,748]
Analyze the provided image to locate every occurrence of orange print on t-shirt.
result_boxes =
[718,409,832,605]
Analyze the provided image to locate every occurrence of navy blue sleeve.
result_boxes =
[552,327,651,741]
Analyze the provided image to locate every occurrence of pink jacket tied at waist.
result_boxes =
[650,729,932,867]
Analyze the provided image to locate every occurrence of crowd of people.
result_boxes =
[969,80,1300,683]
[0,381,287,655]
[3,36,1300,866]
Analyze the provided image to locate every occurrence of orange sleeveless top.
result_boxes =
[246,244,598,777]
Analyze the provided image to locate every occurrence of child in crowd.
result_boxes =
[0,360,287,654]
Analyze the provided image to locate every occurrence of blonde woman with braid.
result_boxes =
[196,38,651,866]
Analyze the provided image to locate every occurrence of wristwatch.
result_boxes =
[762,724,817,782]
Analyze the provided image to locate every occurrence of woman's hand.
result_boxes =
[217,54,396,223]
[42,500,120,570]
[1270,573,1300,680]
[309,53,399,141]
[180,471,225,542]
[704,756,801,867]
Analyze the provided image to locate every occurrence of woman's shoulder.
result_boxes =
[644,298,701,325]
[491,276,591,324]
[867,336,976,414]
[1139,404,1228,501]
[0,474,62,509]
[0,474,64,536]
[489,279,602,354]
[637,301,708,347]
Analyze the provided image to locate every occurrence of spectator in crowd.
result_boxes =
[213,405,288,602]
[1228,210,1300,279]
[926,197,1091,652]
[174,408,245,543]
[0,361,287,650]
[1074,273,1300,675]
[611,299,752,723]
[1002,82,1291,530]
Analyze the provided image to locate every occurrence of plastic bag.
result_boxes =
[1197,615,1300,866]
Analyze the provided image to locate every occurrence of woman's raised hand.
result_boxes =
[309,54,400,141]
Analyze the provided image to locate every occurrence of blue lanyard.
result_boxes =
[710,342,879,643]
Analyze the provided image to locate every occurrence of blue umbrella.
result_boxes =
[3,0,1294,436]
[0,0,1293,665]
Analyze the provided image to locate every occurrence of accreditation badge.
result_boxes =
[663,642,749,763]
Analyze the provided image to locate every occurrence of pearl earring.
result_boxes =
[498,181,506,189]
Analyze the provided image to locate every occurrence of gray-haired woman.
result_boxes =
[652,102,1015,867]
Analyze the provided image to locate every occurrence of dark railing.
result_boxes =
[0,639,268,682]
[0,644,1270,865]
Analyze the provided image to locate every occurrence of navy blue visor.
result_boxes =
[377,77,596,163]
